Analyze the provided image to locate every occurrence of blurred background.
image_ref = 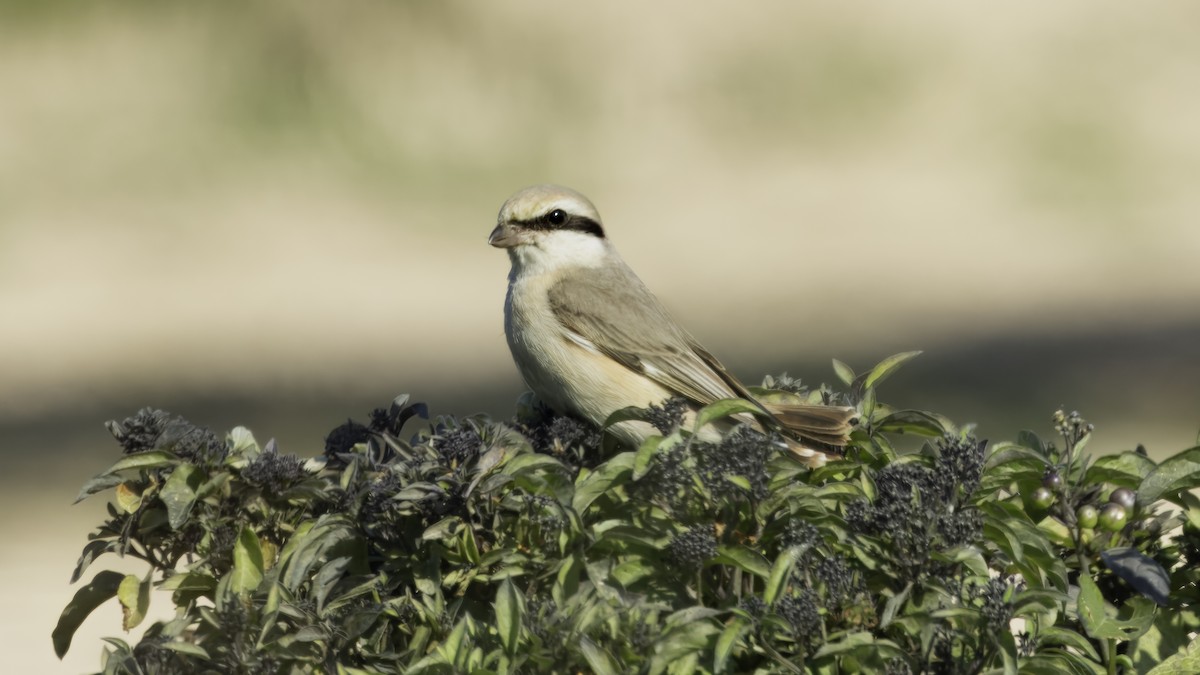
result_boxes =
[2,1,1198,671]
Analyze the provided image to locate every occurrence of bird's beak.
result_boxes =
[488,223,522,248]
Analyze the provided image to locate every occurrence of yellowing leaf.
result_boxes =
[115,482,143,514]
[117,574,150,631]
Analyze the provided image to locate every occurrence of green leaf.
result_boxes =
[579,636,621,675]
[52,570,124,658]
[117,573,151,631]
[943,544,989,577]
[280,517,362,591]
[230,527,265,595]
[994,629,1019,675]
[314,556,353,613]
[1132,607,1200,667]
[714,616,751,673]
[463,444,511,497]
[648,620,719,675]
[494,579,522,657]
[102,451,178,475]
[633,434,665,481]
[861,350,923,392]
[832,358,855,386]
[713,546,771,580]
[859,386,877,420]
[292,625,330,643]
[602,405,657,429]
[1138,446,1200,505]
[573,452,634,513]
[693,398,767,431]
[552,554,582,607]
[1077,573,1155,640]
[764,546,802,605]
[504,453,569,478]
[1022,653,1104,672]
[1012,589,1072,617]
[70,540,119,584]
[612,558,657,587]
[665,606,724,629]
[983,515,1025,564]
[1145,634,1200,675]
[460,527,481,566]
[1038,626,1101,661]
[874,409,945,437]
[725,475,752,491]
[388,394,429,431]
[158,572,217,593]
[421,517,462,543]
[984,442,1046,470]
[812,631,898,658]
[160,464,204,529]
[435,617,470,665]
[1101,547,1170,606]
[879,582,913,628]
[157,642,210,659]
[1016,430,1047,454]
[323,575,383,618]
[1037,515,1074,548]
[227,426,260,459]
[73,474,124,504]
[1085,451,1156,490]
[1135,610,1200,674]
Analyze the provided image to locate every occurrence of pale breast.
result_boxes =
[504,271,673,431]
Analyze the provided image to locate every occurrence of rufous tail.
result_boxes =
[762,402,858,468]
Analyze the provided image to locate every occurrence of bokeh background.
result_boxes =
[3,1,1198,671]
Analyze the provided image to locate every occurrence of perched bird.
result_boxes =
[489,184,856,467]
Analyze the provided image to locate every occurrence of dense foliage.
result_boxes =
[55,353,1200,673]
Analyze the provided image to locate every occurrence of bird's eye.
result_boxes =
[546,209,567,226]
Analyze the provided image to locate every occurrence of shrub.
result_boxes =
[54,354,1200,673]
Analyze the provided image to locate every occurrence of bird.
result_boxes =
[488,184,857,467]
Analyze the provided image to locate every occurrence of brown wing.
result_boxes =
[548,263,856,449]
[547,264,748,407]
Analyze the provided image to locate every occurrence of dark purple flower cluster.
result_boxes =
[667,525,718,569]
[644,396,688,434]
[324,419,372,457]
[693,426,775,501]
[241,450,308,494]
[432,426,483,466]
[106,408,226,466]
[512,403,603,471]
[775,590,821,641]
[974,576,1019,634]
[846,436,986,580]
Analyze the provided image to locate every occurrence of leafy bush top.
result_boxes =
[55,354,1200,674]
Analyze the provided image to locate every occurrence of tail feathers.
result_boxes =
[785,437,836,469]
[762,402,858,468]
[763,402,857,444]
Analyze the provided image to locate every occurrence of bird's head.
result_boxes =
[490,185,611,272]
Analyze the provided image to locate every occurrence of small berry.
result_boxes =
[1028,486,1055,510]
[1099,503,1128,532]
[1076,504,1098,529]
[1109,488,1136,510]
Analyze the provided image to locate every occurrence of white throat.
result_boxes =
[507,229,615,279]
